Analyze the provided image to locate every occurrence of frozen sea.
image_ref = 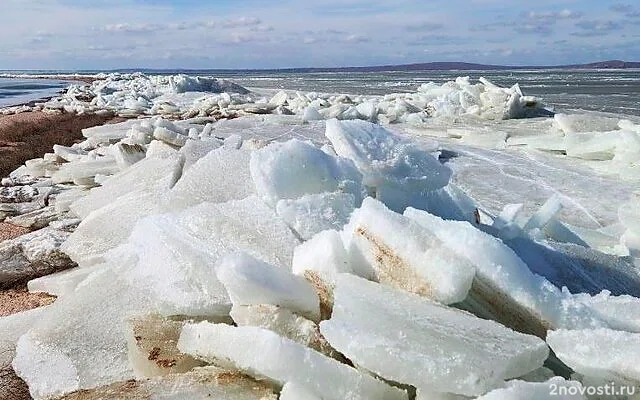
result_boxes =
[215,69,640,116]
[213,69,639,229]
[4,69,639,229]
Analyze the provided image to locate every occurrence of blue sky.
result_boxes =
[1,0,639,69]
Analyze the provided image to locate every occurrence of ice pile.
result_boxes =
[41,73,251,118]
[15,72,552,125]
[504,113,640,179]
[3,115,640,399]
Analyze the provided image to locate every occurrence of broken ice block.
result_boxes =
[230,304,337,358]
[164,147,254,211]
[280,382,323,400]
[27,264,105,297]
[62,189,162,266]
[404,207,604,336]
[292,229,352,317]
[546,328,640,384]
[250,138,363,207]
[342,197,475,304]
[51,158,120,185]
[124,316,206,378]
[276,192,356,240]
[81,119,141,144]
[319,274,549,397]
[167,196,300,267]
[523,195,563,232]
[0,306,51,367]
[476,377,586,399]
[217,252,320,321]
[70,155,182,219]
[325,119,451,211]
[292,229,352,286]
[154,126,188,147]
[111,142,146,170]
[12,264,155,400]
[179,138,221,170]
[123,214,232,318]
[178,322,408,400]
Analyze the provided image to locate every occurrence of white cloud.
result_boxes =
[0,0,637,69]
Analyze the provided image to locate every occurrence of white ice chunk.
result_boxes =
[292,229,352,287]
[276,191,355,240]
[12,263,155,400]
[343,197,475,304]
[164,147,253,211]
[27,264,105,297]
[124,215,232,318]
[280,382,322,400]
[476,377,586,399]
[547,328,640,384]
[62,189,162,266]
[325,119,451,211]
[554,113,620,134]
[167,196,300,267]
[229,304,337,358]
[320,274,549,396]
[404,207,604,333]
[303,106,324,122]
[178,322,408,400]
[51,158,120,185]
[217,252,320,321]
[523,195,563,232]
[0,306,51,367]
[154,126,188,147]
[111,142,146,170]
[250,139,363,207]
[70,155,182,219]
[179,138,221,170]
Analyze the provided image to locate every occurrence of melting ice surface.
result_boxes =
[1,71,640,399]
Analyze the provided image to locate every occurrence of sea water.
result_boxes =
[0,78,69,108]
[212,69,640,116]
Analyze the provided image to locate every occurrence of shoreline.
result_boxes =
[0,111,123,178]
[0,110,124,316]
[0,76,97,111]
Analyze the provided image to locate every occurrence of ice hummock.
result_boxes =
[325,119,451,212]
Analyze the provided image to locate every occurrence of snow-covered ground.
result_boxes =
[1,73,640,399]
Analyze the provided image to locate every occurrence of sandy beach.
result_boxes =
[0,111,121,178]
